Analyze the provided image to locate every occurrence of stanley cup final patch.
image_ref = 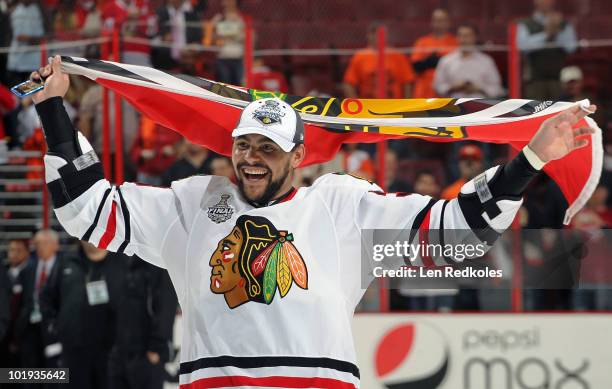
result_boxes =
[208,194,234,223]
[253,99,285,125]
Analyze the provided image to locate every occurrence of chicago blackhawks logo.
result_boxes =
[209,215,308,309]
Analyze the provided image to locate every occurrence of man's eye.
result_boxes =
[237,143,249,150]
[222,244,230,251]
[262,145,275,152]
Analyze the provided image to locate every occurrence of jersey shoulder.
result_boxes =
[306,172,381,208]
[311,172,381,192]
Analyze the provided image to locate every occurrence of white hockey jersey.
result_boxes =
[49,162,519,388]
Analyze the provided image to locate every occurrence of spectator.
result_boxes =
[210,155,236,182]
[1,239,30,368]
[1,266,9,344]
[441,144,483,199]
[411,8,457,98]
[6,0,45,87]
[558,66,605,125]
[161,139,215,186]
[6,238,30,286]
[343,23,415,98]
[385,149,411,193]
[79,83,139,180]
[210,0,246,85]
[517,0,577,101]
[0,0,12,84]
[571,185,612,230]
[0,82,19,150]
[413,170,441,197]
[521,175,574,311]
[107,256,177,389]
[340,144,375,182]
[13,229,61,373]
[571,185,612,310]
[251,58,289,93]
[391,170,455,312]
[40,241,122,389]
[129,117,182,185]
[80,0,102,39]
[50,0,86,58]
[433,24,503,99]
[153,0,202,70]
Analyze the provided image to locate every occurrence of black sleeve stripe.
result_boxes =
[81,188,112,242]
[408,198,436,244]
[47,179,71,208]
[438,200,455,265]
[116,187,131,254]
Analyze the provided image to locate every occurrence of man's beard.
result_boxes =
[237,164,291,207]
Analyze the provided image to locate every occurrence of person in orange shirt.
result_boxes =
[343,23,415,99]
[441,143,484,199]
[411,9,458,98]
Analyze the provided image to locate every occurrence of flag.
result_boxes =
[60,56,602,224]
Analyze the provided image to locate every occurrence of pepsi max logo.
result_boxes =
[375,322,449,389]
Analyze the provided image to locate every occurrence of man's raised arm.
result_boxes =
[357,103,596,265]
[31,56,184,270]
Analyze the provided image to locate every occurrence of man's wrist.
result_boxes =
[523,144,547,170]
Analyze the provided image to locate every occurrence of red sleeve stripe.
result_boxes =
[98,200,117,249]
[180,375,357,389]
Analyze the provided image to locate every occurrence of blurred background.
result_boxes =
[1,0,612,388]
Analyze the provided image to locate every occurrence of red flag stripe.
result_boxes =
[98,200,117,249]
[180,375,357,389]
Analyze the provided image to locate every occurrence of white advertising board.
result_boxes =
[353,313,612,389]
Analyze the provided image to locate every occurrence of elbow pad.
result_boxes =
[457,151,539,242]
[37,97,105,208]
[43,138,104,210]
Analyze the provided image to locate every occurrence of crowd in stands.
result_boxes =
[1,1,612,366]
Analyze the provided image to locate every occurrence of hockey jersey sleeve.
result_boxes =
[37,97,197,278]
[356,151,541,267]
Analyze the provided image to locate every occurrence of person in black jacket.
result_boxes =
[40,241,122,389]
[13,229,62,388]
[107,255,178,389]
[0,265,10,343]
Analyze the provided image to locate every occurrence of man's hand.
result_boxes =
[146,351,161,365]
[30,55,70,105]
[528,104,596,163]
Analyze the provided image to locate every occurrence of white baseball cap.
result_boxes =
[232,98,305,152]
[560,66,583,83]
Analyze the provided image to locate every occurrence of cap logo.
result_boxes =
[252,100,285,126]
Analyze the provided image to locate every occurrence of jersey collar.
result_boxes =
[249,187,297,208]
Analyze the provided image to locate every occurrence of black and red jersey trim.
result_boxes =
[81,188,112,241]
[180,375,357,388]
[179,355,360,379]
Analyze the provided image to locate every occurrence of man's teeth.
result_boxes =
[244,168,267,175]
